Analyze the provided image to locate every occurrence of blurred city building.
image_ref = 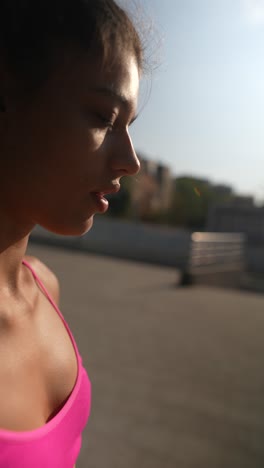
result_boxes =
[206,196,263,242]
[131,154,173,219]
[212,184,233,198]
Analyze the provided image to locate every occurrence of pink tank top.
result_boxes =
[0,259,91,468]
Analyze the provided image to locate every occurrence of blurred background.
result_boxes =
[29,1,264,467]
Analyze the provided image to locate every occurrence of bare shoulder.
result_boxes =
[24,255,60,306]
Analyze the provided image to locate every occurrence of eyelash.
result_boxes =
[96,113,115,131]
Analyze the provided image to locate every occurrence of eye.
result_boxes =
[129,113,138,128]
[94,112,116,131]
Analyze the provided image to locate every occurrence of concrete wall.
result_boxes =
[246,245,264,273]
[30,218,264,274]
[30,217,191,269]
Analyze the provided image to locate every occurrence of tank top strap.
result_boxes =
[21,258,82,365]
[22,259,59,312]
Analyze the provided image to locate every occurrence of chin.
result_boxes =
[40,215,94,237]
[80,216,94,236]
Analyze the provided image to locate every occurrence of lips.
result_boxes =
[94,184,121,196]
[90,184,120,213]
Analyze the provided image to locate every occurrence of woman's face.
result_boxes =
[2,47,140,236]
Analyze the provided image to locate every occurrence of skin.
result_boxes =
[0,44,140,463]
[0,45,140,307]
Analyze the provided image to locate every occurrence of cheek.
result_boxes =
[57,129,105,183]
[12,104,107,194]
[39,114,105,167]
[55,124,109,186]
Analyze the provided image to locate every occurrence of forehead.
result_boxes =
[45,48,140,112]
[89,56,140,113]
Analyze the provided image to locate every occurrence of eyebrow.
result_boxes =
[95,85,128,103]
[93,85,138,124]
[94,85,129,106]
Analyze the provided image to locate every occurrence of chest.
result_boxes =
[0,291,78,431]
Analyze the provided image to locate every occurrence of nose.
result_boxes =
[110,131,140,176]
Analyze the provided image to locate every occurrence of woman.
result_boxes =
[0,0,143,466]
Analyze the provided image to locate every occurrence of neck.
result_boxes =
[0,209,35,295]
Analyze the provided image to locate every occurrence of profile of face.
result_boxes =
[1,46,141,236]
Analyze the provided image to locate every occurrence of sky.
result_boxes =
[122,0,264,202]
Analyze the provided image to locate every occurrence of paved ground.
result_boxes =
[27,242,264,468]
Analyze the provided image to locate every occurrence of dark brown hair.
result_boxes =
[0,0,143,89]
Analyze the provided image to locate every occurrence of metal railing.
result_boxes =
[180,232,246,286]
